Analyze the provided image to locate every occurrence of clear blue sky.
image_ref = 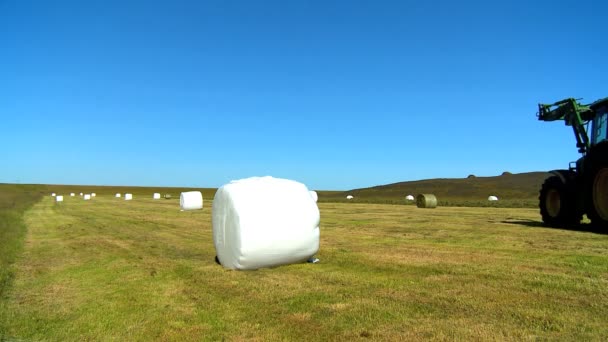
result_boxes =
[1,0,607,190]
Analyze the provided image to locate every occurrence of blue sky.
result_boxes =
[1,0,607,190]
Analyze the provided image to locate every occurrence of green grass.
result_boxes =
[0,184,44,298]
[1,190,608,340]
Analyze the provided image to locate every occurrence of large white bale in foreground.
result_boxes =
[84,194,91,200]
[212,176,320,270]
[115,193,121,198]
[180,191,203,210]
[309,190,318,203]
[153,193,161,199]
[55,195,63,202]
[488,195,499,201]
[125,193,133,200]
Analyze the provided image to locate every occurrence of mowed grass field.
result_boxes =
[2,191,608,340]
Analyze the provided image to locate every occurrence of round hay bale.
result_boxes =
[212,176,319,270]
[416,194,437,208]
[180,191,203,211]
[91,193,96,197]
[405,195,415,201]
[164,194,172,199]
[153,193,161,199]
[115,193,121,198]
[346,195,354,200]
[55,195,63,202]
[70,193,75,197]
[488,195,498,201]
[467,174,476,179]
[51,193,56,197]
[125,193,133,201]
[309,190,318,203]
[83,194,91,200]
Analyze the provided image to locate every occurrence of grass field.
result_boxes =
[1,189,608,340]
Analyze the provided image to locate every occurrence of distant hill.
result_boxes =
[317,172,551,207]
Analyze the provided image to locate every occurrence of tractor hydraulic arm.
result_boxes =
[537,98,593,154]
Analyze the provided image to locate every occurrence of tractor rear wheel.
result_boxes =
[586,159,608,230]
[539,176,581,227]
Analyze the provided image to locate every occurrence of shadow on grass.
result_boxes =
[501,219,607,235]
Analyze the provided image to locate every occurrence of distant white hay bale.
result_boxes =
[70,193,75,197]
[115,193,121,198]
[346,195,354,200]
[488,195,499,201]
[164,194,172,199]
[153,193,161,199]
[51,193,56,197]
[180,191,203,211]
[80,193,83,196]
[212,176,319,270]
[309,190,318,202]
[55,195,63,202]
[406,195,415,201]
[84,194,91,200]
[125,193,133,200]
[91,193,96,197]
[416,194,437,208]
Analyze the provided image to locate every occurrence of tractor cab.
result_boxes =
[590,98,608,146]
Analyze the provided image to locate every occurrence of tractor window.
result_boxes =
[592,110,608,145]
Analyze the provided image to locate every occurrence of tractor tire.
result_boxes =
[586,146,608,230]
[539,176,581,227]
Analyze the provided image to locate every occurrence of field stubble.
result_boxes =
[1,195,608,341]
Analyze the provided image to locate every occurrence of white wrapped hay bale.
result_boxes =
[115,193,121,198]
[91,193,96,197]
[153,193,161,199]
[70,193,75,197]
[180,191,203,211]
[212,176,320,270]
[84,194,91,200]
[51,193,56,197]
[406,195,415,201]
[55,195,63,202]
[309,190,318,203]
[80,193,83,196]
[125,193,133,200]
[346,195,354,200]
[488,195,499,201]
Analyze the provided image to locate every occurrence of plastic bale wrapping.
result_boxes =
[51,193,56,197]
[70,193,75,197]
[488,195,499,201]
[84,194,91,200]
[309,190,318,203]
[164,194,172,199]
[416,194,437,208]
[346,195,354,200]
[115,193,121,198]
[406,195,415,201]
[91,193,96,197]
[125,193,133,201]
[153,193,161,199]
[180,191,203,210]
[212,176,320,270]
[55,195,64,202]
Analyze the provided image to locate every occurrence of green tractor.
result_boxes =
[537,97,608,229]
